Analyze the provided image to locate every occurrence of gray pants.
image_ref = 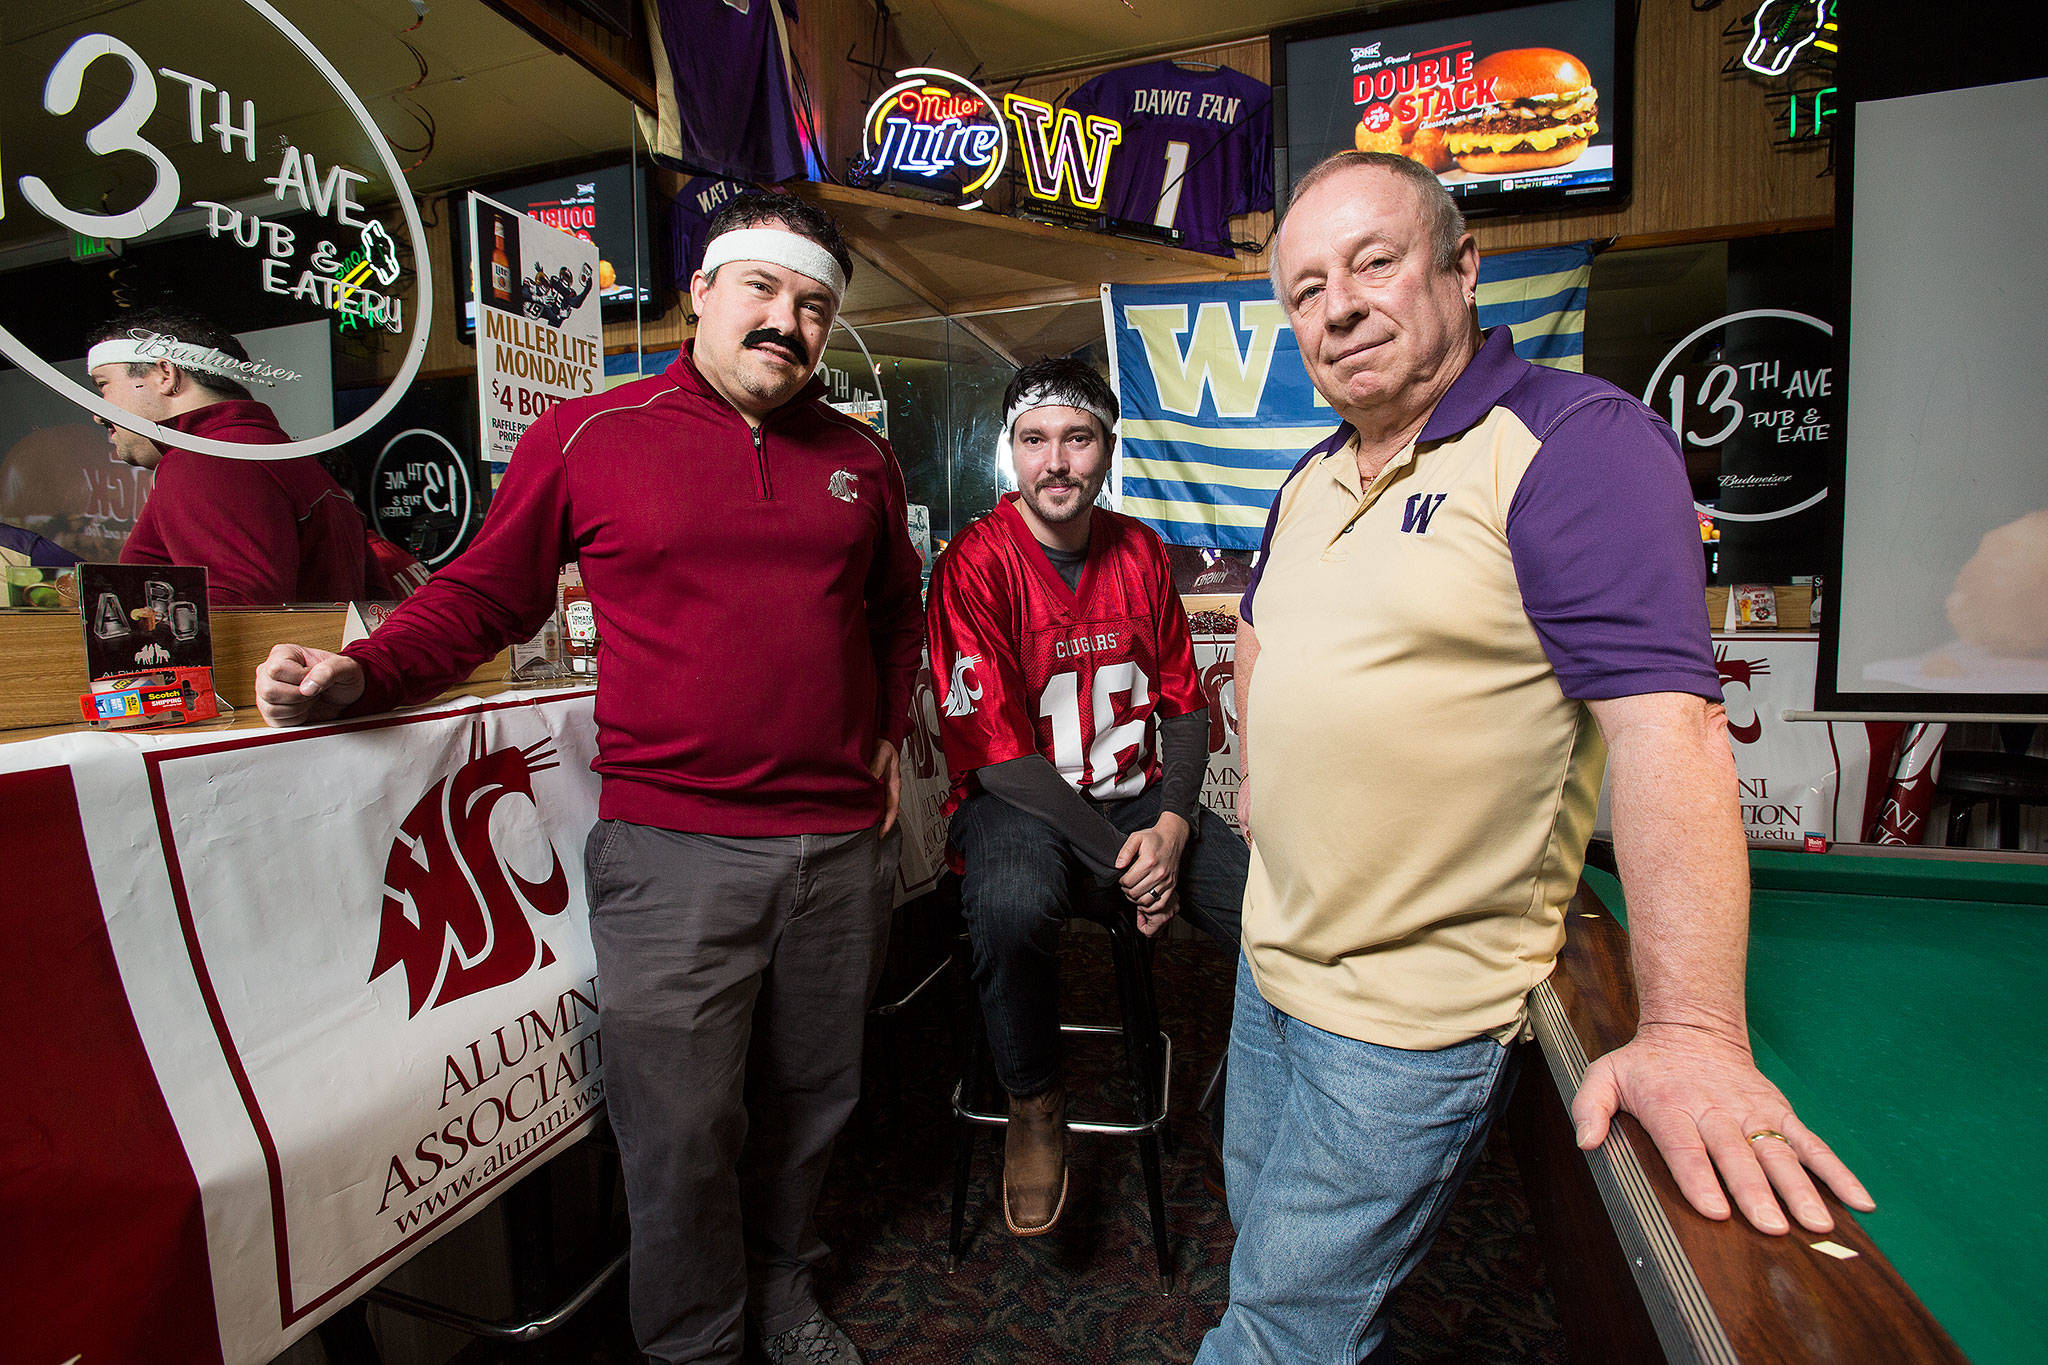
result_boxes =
[583,818,897,1364]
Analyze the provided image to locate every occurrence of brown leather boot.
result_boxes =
[1002,1086,1068,1236]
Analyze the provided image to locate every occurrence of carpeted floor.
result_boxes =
[817,929,1566,1364]
[442,923,1566,1364]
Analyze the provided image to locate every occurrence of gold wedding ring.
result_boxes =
[1746,1128,1790,1146]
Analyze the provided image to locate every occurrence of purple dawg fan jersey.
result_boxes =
[653,0,805,183]
[670,176,751,288]
[1065,61,1273,257]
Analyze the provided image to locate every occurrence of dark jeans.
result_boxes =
[950,786,1248,1097]
[583,819,897,1365]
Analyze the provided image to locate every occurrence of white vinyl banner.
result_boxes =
[158,699,605,1329]
[1192,632,1245,832]
[470,193,604,483]
[894,658,951,902]
[1,679,956,1365]
[1709,634,1857,842]
[0,689,601,1364]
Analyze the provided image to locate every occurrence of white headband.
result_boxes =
[700,227,846,302]
[86,330,298,387]
[996,386,1118,467]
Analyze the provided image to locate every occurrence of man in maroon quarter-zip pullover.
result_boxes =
[255,194,923,1365]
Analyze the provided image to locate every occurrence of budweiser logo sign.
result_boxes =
[372,721,571,1016]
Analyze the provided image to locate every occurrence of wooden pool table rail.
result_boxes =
[1506,879,1968,1364]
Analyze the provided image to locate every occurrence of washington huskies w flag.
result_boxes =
[1104,242,1592,550]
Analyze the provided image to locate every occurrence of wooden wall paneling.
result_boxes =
[785,0,919,189]
[997,38,1276,271]
[1458,4,1833,255]
[0,609,511,734]
[355,4,1831,392]
[996,9,1831,271]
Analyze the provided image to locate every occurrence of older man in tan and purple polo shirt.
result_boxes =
[1194,152,1874,1364]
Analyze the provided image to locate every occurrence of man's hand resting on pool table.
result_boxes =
[1584,690,1877,1237]
[1571,1024,1875,1235]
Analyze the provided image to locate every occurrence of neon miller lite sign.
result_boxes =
[862,68,1009,209]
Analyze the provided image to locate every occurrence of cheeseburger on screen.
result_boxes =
[1353,46,1599,179]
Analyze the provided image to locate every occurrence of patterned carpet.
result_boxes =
[443,922,1566,1364]
[818,929,1566,1364]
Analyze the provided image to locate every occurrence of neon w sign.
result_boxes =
[861,67,1008,210]
[1002,94,1123,213]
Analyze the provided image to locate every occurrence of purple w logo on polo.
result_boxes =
[1401,493,1448,535]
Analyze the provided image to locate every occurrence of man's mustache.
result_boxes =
[743,328,811,365]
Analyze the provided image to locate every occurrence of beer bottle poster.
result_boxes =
[466,193,603,486]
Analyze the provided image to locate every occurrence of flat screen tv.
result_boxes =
[1273,0,1633,219]
[453,160,658,341]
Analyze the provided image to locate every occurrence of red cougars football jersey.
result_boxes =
[929,494,1203,814]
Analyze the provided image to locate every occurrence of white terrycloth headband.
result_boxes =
[996,386,1118,468]
[700,227,846,302]
[86,330,295,387]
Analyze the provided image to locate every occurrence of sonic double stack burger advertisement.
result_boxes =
[1278,0,1628,216]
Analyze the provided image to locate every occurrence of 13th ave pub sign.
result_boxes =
[0,0,432,460]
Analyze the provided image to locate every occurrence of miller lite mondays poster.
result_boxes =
[469,193,603,486]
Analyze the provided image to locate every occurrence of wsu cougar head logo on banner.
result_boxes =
[898,663,942,780]
[1199,656,1237,753]
[372,721,570,1017]
[1715,647,1772,746]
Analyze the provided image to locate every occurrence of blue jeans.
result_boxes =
[950,785,1247,1097]
[1195,957,1520,1365]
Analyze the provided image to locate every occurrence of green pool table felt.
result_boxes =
[1580,851,2048,1365]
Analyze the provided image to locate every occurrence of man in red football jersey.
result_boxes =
[929,356,1248,1237]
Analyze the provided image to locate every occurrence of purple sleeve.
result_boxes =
[1,524,72,566]
[1505,397,1720,702]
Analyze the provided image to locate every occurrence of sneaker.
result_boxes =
[760,1310,864,1365]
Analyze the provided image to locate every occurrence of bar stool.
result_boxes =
[864,884,959,1113]
[316,1114,627,1361]
[1940,725,2048,849]
[946,875,1175,1289]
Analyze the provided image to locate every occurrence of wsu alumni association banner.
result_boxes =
[1,690,604,1365]
[1105,243,1592,550]
[1,674,961,1365]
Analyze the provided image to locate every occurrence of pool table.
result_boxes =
[1507,848,2047,1365]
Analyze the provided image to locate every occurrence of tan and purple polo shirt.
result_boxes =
[1239,327,1719,1050]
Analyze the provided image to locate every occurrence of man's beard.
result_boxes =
[1021,475,1099,525]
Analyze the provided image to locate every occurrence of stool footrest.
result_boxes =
[950,1027,1172,1137]
[366,1250,627,1342]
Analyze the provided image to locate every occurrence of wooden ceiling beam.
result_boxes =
[482,0,658,111]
